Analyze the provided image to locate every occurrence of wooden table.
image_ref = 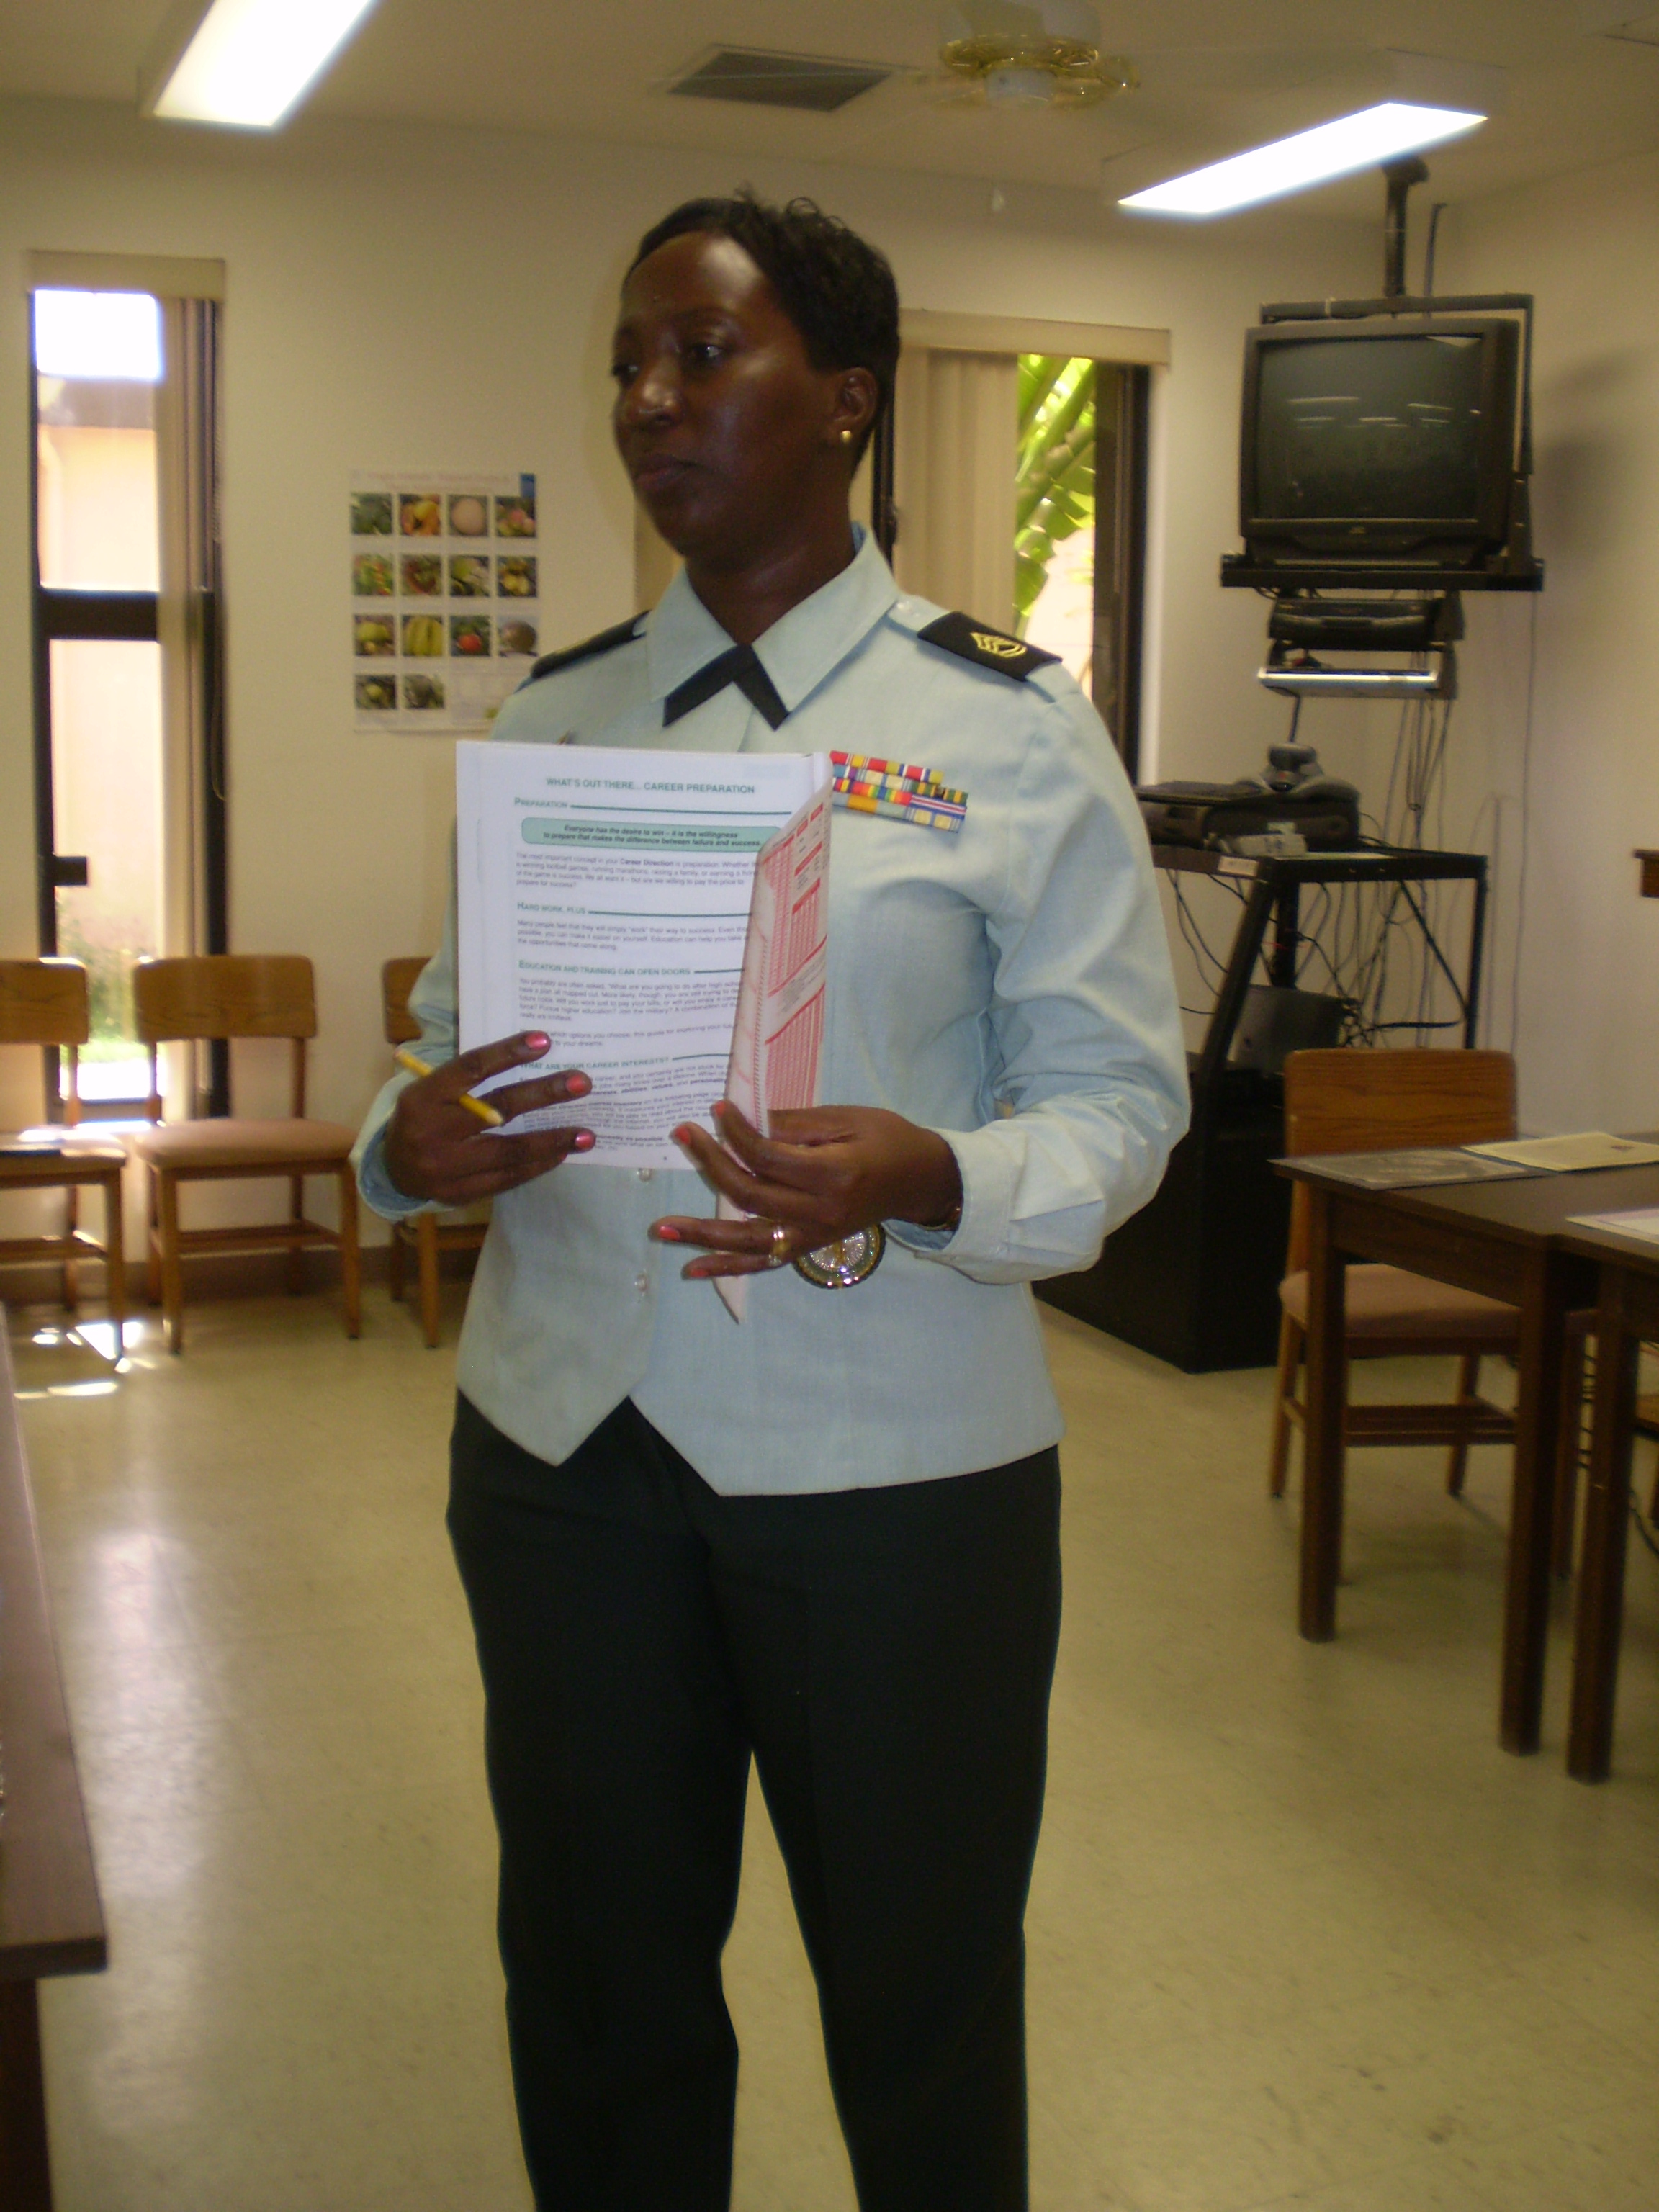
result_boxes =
[1284,1158,1659,1755]
[0,1330,107,2208]
[1555,1214,1659,1781]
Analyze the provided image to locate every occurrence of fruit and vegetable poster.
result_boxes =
[350,472,541,733]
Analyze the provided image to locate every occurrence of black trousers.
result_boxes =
[447,1393,1062,2212]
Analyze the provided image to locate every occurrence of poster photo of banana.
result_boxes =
[350,471,541,733]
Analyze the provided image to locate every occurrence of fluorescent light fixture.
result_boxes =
[33,291,163,382]
[1121,102,1485,217]
[143,0,380,129]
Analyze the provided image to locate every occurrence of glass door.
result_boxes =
[32,289,165,1108]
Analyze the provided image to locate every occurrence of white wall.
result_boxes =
[1429,152,1659,1128]
[0,96,1380,1241]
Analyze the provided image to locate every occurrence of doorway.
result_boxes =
[30,279,227,1116]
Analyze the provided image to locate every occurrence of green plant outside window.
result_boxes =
[1015,355,1094,637]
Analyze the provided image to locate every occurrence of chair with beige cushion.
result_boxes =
[1269,1048,1524,1500]
[131,956,360,1354]
[381,956,488,1348]
[0,958,126,1352]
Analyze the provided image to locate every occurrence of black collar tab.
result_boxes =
[524,613,644,688]
[917,612,1059,682]
[662,643,789,732]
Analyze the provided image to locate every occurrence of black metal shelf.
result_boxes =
[1220,556,1544,593]
[1036,842,1490,1371]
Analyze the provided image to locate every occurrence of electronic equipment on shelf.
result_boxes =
[1138,739,1361,853]
[1257,644,1455,702]
[1267,595,1460,651]
[1255,588,1462,701]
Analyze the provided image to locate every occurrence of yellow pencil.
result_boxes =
[395,1048,505,1128]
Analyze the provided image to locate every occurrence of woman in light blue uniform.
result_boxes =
[355,192,1187,2212]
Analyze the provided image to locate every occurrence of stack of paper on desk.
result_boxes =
[457,740,831,1171]
[1465,1133,1659,1172]
[1282,1148,1539,1191]
[1565,1207,1659,1244]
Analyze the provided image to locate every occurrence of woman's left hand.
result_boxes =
[652,1102,962,1279]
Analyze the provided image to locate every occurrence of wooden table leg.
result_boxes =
[103,1166,125,1362]
[1300,1186,1348,1642]
[337,1170,362,1341]
[0,1978,54,2209]
[417,1214,441,1349]
[158,1173,185,1357]
[1500,1249,1572,1755]
[1569,1268,1637,1782]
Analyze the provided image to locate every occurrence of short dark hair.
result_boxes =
[629,189,899,464]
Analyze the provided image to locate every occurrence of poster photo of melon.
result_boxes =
[350,471,541,733]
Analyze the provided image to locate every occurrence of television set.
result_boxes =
[1238,316,1522,570]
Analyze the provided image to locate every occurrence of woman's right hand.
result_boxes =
[382,1031,594,1205]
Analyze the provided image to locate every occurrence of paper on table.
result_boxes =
[1282,1147,1540,1191]
[714,779,833,1322]
[1466,1133,1659,1172]
[1566,1207,1659,1243]
[457,739,830,1168]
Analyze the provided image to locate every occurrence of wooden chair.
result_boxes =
[130,956,360,1354]
[0,960,126,1354]
[382,956,487,1348]
[1270,1049,1524,1499]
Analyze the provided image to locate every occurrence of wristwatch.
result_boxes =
[794,1225,886,1289]
[790,1177,960,1290]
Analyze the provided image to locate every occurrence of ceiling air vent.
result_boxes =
[667,48,894,114]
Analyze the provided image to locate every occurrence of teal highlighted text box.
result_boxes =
[522,819,771,853]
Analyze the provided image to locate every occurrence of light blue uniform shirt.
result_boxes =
[354,530,1188,1493]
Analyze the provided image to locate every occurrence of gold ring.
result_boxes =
[767,1222,791,1269]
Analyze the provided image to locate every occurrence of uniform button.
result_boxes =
[637,1167,654,1182]
[634,1272,649,1295]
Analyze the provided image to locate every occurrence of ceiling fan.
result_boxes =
[932,0,1138,109]
[665,7,1418,163]
[921,3,1364,117]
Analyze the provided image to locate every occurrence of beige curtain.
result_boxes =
[156,297,213,963]
[891,349,1018,632]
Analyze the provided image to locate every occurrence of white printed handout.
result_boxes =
[457,741,831,1172]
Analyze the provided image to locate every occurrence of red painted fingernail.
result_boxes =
[524,1033,550,1051]
[572,1130,595,1151]
[671,1126,692,1146]
[567,1073,591,1097]
[652,1224,683,1242]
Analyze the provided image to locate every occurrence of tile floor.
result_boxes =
[14,1288,1659,2212]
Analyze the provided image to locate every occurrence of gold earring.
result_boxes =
[839,428,855,444]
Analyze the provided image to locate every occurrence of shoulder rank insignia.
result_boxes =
[524,613,644,687]
[917,611,1061,682]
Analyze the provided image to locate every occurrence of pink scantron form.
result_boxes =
[761,844,795,993]
[782,879,823,983]
[763,987,825,1115]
